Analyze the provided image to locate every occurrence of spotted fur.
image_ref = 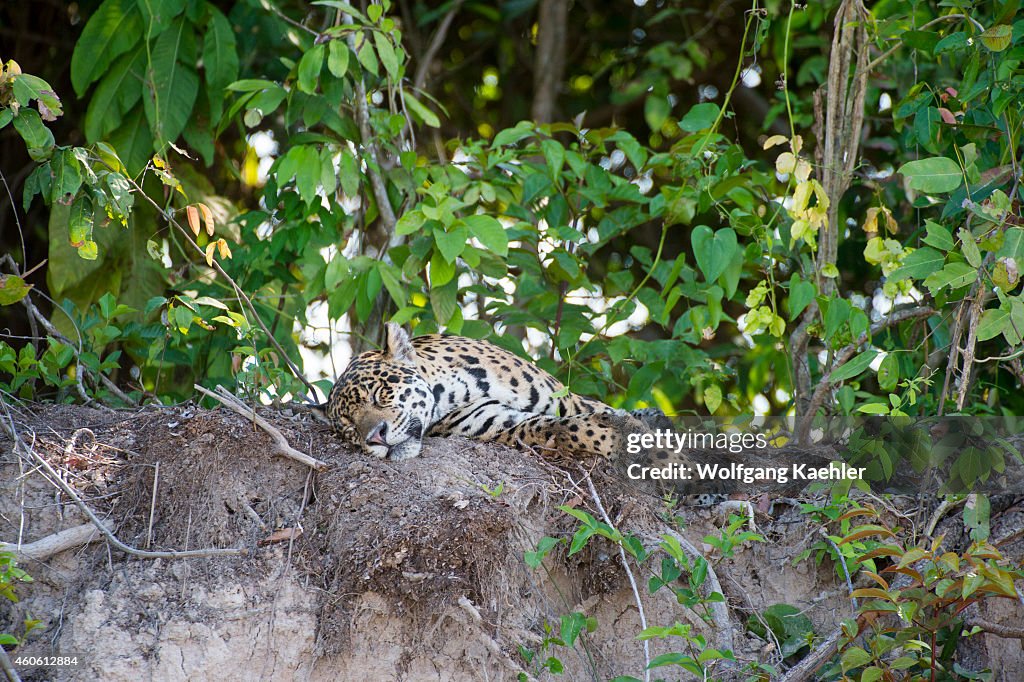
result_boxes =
[325,323,658,462]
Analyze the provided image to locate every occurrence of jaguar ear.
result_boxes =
[384,323,415,364]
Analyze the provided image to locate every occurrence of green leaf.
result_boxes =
[70,0,143,95]
[888,247,944,281]
[824,298,851,340]
[464,214,508,256]
[292,145,321,205]
[540,138,564,180]
[691,226,738,284]
[356,34,379,75]
[959,228,982,268]
[840,646,874,672]
[923,262,977,295]
[11,74,63,119]
[396,211,427,236]
[996,227,1024,262]
[829,349,879,383]
[143,18,200,146]
[202,6,238,120]
[372,31,400,78]
[1007,299,1024,346]
[12,109,55,158]
[922,219,954,251]
[877,353,899,392]
[403,91,440,128]
[429,250,456,286]
[898,157,963,194]
[704,384,722,414]
[679,102,719,133]
[0,275,32,306]
[981,24,1013,51]
[934,31,969,54]
[297,44,325,93]
[327,40,350,77]
[84,48,146,142]
[788,275,815,321]
[51,148,83,204]
[976,308,1009,342]
[430,278,458,323]
[434,224,469,263]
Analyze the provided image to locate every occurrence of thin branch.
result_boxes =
[579,469,649,682]
[820,527,856,609]
[0,167,27,271]
[194,384,328,471]
[797,306,935,443]
[413,0,464,92]
[867,14,987,73]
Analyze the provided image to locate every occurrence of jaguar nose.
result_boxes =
[366,421,388,446]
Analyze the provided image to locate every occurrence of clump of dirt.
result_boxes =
[1,402,1022,681]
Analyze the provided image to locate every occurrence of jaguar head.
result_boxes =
[326,324,435,461]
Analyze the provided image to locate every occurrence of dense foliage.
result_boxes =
[1,0,1023,417]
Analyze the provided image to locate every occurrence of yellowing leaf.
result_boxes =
[199,202,214,236]
[216,238,232,260]
[186,205,201,235]
[205,241,216,266]
[794,158,811,183]
[762,134,788,149]
[863,207,881,234]
[776,152,796,175]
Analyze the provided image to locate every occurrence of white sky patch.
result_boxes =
[752,394,770,416]
[296,301,351,400]
[878,92,892,112]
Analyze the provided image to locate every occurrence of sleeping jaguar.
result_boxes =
[324,323,668,462]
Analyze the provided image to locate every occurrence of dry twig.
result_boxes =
[193,384,328,471]
[579,469,650,682]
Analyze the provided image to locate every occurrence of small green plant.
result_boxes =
[746,603,815,662]
[521,503,765,679]
[517,612,598,679]
[795,498,881,583]
[702,514,765,560]
[0,551,40,648]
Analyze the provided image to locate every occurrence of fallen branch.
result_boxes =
[966,617,1024,640]
[194,384,328,471]
[778,622,848,682]
[0,523,109,562]
[0,648,21,682]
